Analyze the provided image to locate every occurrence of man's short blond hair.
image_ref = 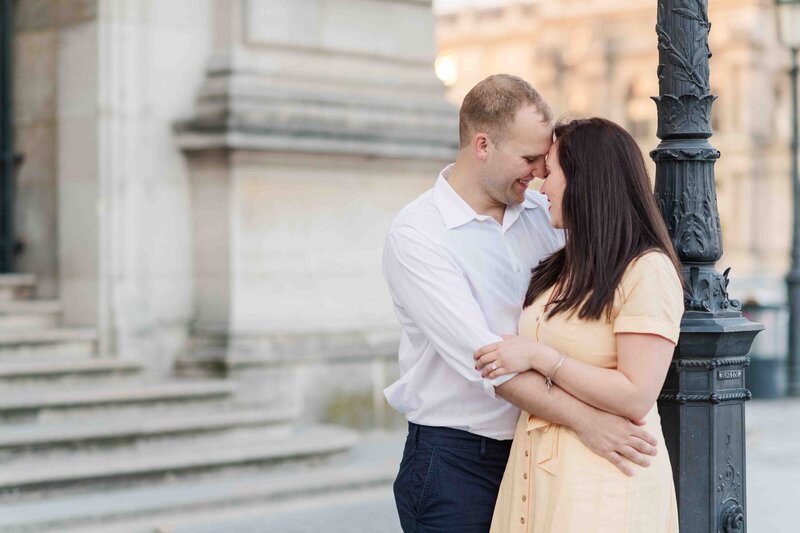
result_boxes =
[459,74,553,148]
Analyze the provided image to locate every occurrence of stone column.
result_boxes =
[175,0,457,416]
[37,0,209,373]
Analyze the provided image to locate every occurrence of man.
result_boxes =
[382,74,659,532]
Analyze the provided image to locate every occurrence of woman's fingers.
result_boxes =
[476,353,506,378]
[477,357,497,373]
[627,435,657,457]
[629,426,658,450]
[618,445,651,469]
[607,451,635,477]
[484,366,506,379]
[475,352,497,371]
[474,343,500,359]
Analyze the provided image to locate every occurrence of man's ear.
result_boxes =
[473,133,491,161]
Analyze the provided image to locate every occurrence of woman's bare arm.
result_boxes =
[477,333,674,421]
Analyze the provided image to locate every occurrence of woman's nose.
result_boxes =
[537,172,548,185]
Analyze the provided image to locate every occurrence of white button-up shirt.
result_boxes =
[382,164,565,440]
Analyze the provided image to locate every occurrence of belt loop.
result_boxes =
[411,422,420,445]
[480,437,487,458]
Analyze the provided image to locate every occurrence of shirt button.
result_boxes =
[523,473,528,480]
[522,495,527,502]
[521,517,526,524]
[525,450,529,457]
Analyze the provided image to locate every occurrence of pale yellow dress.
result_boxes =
[491,251,681,533]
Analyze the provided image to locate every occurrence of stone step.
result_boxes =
[169,486,399,533]
[0,425,360,499]
[0,409,293,458]
[0,274,36,302]
[0,328,96,360]
[0,380,237,423]
[0,300,61,330]
[0,431,400,533]
[0,357,142,390]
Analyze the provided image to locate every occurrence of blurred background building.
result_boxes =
[435,0,794,304]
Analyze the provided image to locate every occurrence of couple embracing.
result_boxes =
[382,74,681,533]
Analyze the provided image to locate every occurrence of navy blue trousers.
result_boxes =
[393,422,513,533]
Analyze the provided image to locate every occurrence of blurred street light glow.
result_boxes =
[435,54,459,86]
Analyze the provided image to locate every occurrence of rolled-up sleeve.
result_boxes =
[383,226,516,398]
[613,252,684,344]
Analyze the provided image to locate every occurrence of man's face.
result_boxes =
[484,105,553,206]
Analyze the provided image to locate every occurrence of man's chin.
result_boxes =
[508,192,526,205]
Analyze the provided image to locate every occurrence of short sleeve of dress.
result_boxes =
[613,251,684,344]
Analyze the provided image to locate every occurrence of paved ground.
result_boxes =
[136,398,800,532]
[744,398,800,533]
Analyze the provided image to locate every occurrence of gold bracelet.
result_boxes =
[545,353,568,391]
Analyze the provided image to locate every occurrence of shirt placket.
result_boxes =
[502,233,525,295]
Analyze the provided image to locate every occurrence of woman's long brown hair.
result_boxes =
[524,117,681,320]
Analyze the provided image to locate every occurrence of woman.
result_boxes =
[475,118,681,532]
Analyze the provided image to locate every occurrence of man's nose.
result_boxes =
[531,161,548,179]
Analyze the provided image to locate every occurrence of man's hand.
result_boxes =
[495,371,659,477]
[574,407,658,477]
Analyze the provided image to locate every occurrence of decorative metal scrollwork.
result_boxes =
[718,434,745,532]
[720,500,744,533]
[656,0,711,96]
[684,266,741,313]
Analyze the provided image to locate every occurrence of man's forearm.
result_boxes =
[495,370,594,431]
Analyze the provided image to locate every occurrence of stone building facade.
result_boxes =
[10,0,456,424]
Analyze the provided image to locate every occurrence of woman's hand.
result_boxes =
[474,336,558,379]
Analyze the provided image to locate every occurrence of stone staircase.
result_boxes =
[0,274,396,532]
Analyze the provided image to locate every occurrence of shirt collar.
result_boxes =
[433,164,539,231]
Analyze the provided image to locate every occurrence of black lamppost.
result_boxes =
[652,1,763,531]
[776,0,800,397]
